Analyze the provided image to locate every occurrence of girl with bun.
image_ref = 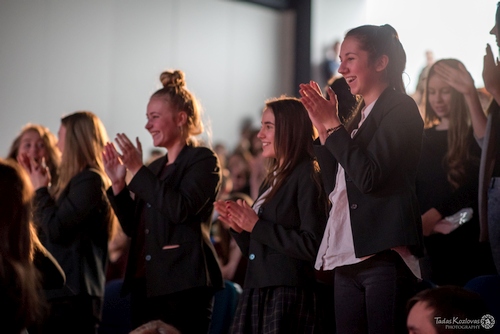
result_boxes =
[104,70,223,333]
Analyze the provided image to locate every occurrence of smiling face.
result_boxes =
[338,36,380,98]
[258,107,276,159]
[427,74,452,121]
[145,97,183,149]
[17,130,47,163]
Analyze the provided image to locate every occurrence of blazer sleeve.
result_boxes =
[230,230,251,257]
[127,148,220,224]
[107,186,137,237]
[251,164,328,262]
[34,170,106,244]
[324,94,423,194]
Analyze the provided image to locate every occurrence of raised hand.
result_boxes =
[433,61,476,96]
[103,142,127,194]
[483,43,500,103]
[299,80,340,142]
[226,199,259,233]
[18,153,51,190]
[114,133,143,176]
[213,200,243,233]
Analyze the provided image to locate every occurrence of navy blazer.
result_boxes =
[231,159,328,289]
[315,87,424,258]
[34,168,110,300]
[108,144,224,297]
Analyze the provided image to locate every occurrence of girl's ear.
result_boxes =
[177,111,188,127]
[375,54,389,72]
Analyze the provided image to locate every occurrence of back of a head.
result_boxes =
[408,286,491,333]
[345,24,407,94]
[0,158,44,333]
[0,158,33,262]
[153,70,204,139]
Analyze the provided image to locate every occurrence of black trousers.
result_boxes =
[130,278,215,334]
[333,250,418,334]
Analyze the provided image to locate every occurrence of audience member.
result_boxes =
[103,69,223,333]
[19,111,116,334]
[479,0,500,276]
[300,24,424,333]
[7,123,60,189]
[413,50,436,112]
[0,158,47,334]
[416,58,496,286]
[226,150,252,197]
[214,96,328,333]
[407,286,491,334]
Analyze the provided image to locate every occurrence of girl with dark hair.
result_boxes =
[214,96,328,333]
[103,70,223,333]
[0,158,46,334]
[299,24,424,333]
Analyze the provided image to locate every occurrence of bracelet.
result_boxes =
[326,124,343,136]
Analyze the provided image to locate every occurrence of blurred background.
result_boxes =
[0,0,497,158]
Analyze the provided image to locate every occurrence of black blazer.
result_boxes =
[315,87,424,258]
[478,100,500,241]
[108,144,224,297]
[34,168,111,300]
[231,159,328,289]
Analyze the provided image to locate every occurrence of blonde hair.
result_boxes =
[152,70,204,144]
[7,123,61,186]
[424,59,475,189]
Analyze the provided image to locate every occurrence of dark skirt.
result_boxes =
[230,286,317,334]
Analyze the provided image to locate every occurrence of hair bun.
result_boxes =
[159,70,186,88]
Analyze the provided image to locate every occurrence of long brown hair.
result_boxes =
[260,96,322,204]
[0,158,45,332]
[424,59,474,189]
[7,123,61,187]
[53,111,117,239]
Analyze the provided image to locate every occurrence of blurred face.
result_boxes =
[257,107,276,159]
[57,125,66,156]
[338,36,378,97]
[407,301,438,334]
[145,97,182,148]
[427,74,452,120]
[17,130,46,163]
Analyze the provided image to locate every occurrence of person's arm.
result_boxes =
[434,61,487,139]
[483,43,500,105]
[251,163,328,262]
[128,148,220,225]
[325,94,423,194]
[34,170,107,244]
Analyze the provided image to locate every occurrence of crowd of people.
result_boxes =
[2,3,500,334]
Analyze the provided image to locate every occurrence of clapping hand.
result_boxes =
[17,153,51,190]
[299,80,340,143]
[483,43,500,102]
[213,199,258,233]
[102,142,127,194]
